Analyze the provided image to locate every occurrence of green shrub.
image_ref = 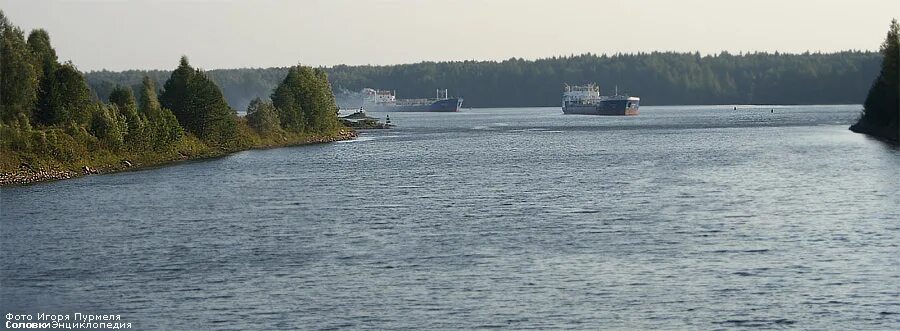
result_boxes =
[89,104,126,149]
[246,97,281,135]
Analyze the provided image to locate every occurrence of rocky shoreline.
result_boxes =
[0,130,357,187]
[0,169,79,186]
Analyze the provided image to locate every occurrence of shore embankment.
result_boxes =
[0,130,357,187]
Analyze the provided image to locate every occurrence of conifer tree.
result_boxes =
[160,56,193,125]
[159,57,237,146]
[186,71,238,145]
[271,68,305,132]
[853,19,899,142]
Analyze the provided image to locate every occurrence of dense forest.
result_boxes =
[850,19,899,143]
[0,10,347,184]
[86,51,882,110]
[88,68,292,115]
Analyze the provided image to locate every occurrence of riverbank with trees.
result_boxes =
[0,11,354,186]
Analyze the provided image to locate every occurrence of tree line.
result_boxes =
[0,10,343,173]
[86,51,881,110]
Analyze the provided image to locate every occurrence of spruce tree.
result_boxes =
[852,19,899,142]
[159,57,237,146]
[160,56,193,126]
[186,70,238,145]
[271,68,305,132]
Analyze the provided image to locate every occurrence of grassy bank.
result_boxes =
[1,11,357,187]
[0,124,357,187]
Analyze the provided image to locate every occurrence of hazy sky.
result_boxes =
[2,0,898,71]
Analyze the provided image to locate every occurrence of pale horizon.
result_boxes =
[2,0,898,72]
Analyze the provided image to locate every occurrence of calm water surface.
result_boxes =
[2,106,899,330]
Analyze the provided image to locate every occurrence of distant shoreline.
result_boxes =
[0,130,357,187]
[85,51,880,111]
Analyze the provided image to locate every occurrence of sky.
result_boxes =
[1,0,898,71]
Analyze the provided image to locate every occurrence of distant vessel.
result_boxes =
[362,88,463,112]
[562,84,639,116]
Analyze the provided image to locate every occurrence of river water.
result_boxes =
[2,106,899,330]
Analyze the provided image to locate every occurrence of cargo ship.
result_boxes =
[362,88,463,112]
[562,84,639,115]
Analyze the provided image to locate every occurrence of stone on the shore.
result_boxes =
[0,169,76,186]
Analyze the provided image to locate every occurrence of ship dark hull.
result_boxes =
[370,98,463,112]
[562,99,639,116]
